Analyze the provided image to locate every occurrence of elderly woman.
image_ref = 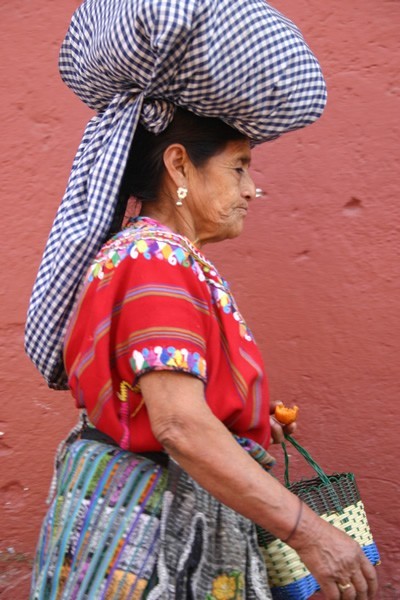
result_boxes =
[27,1,378,599]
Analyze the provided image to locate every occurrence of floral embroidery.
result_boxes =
[88,233,132,281]
[209,280,253,342]
[87,217,253,341]
[207,571,244,600]
[129,237,203,280]
[87,219,208,283]
[130,346,207,380]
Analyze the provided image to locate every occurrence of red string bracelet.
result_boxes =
[281,498,304,544]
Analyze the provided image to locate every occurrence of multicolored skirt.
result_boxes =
[31,439,272,599]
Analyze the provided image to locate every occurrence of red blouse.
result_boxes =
[64,217,271,452]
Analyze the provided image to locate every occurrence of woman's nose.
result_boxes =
[243,173,257,200]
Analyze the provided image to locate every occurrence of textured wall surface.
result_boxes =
[1,1,399,598]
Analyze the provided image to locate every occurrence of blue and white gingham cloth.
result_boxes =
[25,0,327,388]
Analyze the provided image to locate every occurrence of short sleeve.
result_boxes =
[113,243,211,384]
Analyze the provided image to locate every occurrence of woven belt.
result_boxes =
[80,426,169,468]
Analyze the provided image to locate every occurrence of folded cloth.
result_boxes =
[25,0,327,389]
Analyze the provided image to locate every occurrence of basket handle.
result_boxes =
[282,434,332,488]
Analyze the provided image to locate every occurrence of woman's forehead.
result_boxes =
[214,139,252,163]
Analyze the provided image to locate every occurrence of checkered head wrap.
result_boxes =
[25,0,327,389]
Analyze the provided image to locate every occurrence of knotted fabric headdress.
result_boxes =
[25,0,327,389]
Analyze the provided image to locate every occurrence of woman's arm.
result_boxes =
[140,371,378,600]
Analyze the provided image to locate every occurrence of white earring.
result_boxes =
[176,186,188,206]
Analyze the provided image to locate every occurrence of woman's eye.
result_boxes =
[234,167,245,175]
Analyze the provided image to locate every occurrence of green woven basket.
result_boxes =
[257,435,380,600]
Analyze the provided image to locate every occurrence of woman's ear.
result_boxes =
[162,144,190,188]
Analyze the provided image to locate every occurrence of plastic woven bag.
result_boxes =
[257,435,380,600]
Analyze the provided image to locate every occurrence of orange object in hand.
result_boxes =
[274,403,299,425]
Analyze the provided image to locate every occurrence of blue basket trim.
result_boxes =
[362,542,380,565]
[269,543,380,599]
[271,573,319,600]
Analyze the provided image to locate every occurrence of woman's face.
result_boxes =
[186,139,256,245]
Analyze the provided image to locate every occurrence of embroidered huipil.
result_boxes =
[64,217,271,452]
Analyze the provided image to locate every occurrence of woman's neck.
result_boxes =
[139,202,202,247]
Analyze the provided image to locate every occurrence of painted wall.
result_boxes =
[1,1,399,597]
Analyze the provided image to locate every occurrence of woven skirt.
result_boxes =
[31,439,272,600]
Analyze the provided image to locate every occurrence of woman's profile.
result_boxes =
[26,1,378,598]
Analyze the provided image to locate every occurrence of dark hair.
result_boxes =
[118,107,245,205]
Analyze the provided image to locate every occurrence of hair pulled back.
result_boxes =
[119,108,246,204]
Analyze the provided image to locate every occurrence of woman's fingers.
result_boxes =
[319,578,356,600]
[320,574,371,600]
[321,555,377,600]
[269,417,285,443]
[269,416,297,444]
[349,572,369,599]
[360,553,379,599]
[340,582,358,599]
[343,552,378,599]
[284,421,297,435]
[318,578,342,600]
[294,517,378,600]
[328,550,377,599]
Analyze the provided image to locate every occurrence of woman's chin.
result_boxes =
[225,219,246,240]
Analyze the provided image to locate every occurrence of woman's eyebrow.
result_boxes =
[236,154,251,166]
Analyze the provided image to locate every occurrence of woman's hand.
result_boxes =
[140,372,378,599]
[290,513,378,599]
[269,400,297,444]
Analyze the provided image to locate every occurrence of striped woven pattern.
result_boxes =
[31,434,275,599]
[25,0,327,389]
[31,440,167,599]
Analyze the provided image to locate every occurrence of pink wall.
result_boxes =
[1,1,399,597]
